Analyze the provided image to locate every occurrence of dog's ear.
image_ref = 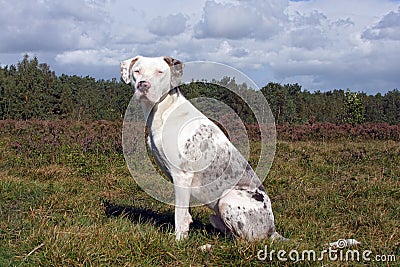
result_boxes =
[120,56,140,84]
[164,56,184,88]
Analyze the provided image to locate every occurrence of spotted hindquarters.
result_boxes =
[217,187,276,241]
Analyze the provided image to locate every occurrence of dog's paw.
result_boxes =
[175,231,189,241]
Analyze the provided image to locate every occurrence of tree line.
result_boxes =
[0,55,131,121]
[0,55,399,124]
[260,83,399,125]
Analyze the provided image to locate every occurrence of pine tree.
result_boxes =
[343,89,365,125]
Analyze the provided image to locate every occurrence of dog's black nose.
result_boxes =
[137,81,151,90]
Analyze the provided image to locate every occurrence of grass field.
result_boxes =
[0,120,399,266]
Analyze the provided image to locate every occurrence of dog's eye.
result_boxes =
[133,70,140,74]
[157,70,164,74]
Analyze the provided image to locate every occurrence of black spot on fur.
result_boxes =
[252,191,264,202]
[238,221,244,230]
[258,184,266,192]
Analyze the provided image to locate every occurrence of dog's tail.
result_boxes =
[270,231,289,242]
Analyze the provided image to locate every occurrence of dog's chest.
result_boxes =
[147,97,210,173]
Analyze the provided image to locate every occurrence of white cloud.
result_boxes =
[262,0,400,92]
[55,48,121,66]
[362,7,400,40]
[0,0,109,53]
[216,41,249,58]
[194,0,287,39]
[112,27,157,46]
[148,13,188,36]
[291,10,328,26]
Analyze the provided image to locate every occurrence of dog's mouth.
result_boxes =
[134,86,148,96]
[136,92,150,101]
[134,87,177,105]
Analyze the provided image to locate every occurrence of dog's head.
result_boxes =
[120,56,183,104]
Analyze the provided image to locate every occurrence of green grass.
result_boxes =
[0,128,399,266]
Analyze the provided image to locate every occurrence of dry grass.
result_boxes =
[0,125,399,266]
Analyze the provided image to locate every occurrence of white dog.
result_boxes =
[120,56,284,241]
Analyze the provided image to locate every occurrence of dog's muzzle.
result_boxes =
[137,81,151,91]
[135,81,152,101]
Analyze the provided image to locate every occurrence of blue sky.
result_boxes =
[1,0,400,94]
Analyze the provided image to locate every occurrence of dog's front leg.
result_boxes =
[173,176,193,241]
